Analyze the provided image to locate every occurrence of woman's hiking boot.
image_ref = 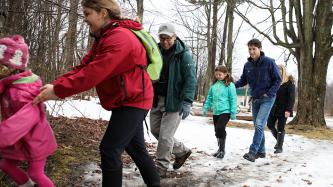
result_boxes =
[274,131,285,154]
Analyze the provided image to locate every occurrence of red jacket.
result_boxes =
[0,71,57,161]
[53,20,153,110]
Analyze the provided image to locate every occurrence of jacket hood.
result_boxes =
[111,19,143,30]
[92,19,143,39]
[174,37,189,54]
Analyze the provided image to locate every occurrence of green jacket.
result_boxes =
[203,81,238,119]
[154,37,196,112]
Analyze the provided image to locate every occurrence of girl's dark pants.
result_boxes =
[213,113,230,138]
[100,106,160,187]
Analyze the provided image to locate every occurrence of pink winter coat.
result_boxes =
[0,70,57,161]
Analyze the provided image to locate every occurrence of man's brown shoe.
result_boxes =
[157,167,167,178]
[173,150,192,170]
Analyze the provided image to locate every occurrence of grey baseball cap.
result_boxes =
[158,23,176,37]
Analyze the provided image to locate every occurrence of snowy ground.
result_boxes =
[46,99,333,187]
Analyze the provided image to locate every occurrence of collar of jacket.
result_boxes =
[90,19,144,40]
[248,51,265,65]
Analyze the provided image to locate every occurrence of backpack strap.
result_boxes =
[130,29,162,81]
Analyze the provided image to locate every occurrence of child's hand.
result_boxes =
[33,84,59,104]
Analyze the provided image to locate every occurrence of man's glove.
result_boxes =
[179,101,192,120]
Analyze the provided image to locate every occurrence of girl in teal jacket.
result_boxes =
[203,65,237,159]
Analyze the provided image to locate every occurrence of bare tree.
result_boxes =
[63,0,79,72]
[202,0,221,95]
[181,0,225,96]
[235,0,333,127]
[0,1,5,38]
[225,0,235,70]
[325,82,333,116]
[136,0,144,23]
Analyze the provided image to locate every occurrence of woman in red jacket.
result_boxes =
[33,0,160,186]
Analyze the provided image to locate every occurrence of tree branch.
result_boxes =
[269,0,283,46]
[234,6,299,49]
[294,0,304,44]
[287,0,298,42]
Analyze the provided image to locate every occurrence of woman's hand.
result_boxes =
[285,111,291,118]
[33,84,59,104]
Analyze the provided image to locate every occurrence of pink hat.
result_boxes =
[0,35,29,70]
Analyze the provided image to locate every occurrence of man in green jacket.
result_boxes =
[150,22,196,177]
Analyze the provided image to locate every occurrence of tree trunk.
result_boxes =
[225,0,235,71]
[210,0,219,70]
[51,0,64,82]
[218,5,228,66]
[290,0,332,127]
[0,0,6,38]
[203,1,213,96]
[0,14,5,37]
[63,0,79,73]
[136,0,144,23]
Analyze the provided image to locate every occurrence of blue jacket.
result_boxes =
[203,81,238,119]
[235,52,281,99]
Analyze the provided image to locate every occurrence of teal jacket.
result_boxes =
[203,81,238,119]
[154,37,196,112]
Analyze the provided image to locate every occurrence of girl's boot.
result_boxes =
[212,138,220,157]
[216,137,226,159]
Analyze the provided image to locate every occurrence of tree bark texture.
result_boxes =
[291,0,332,127]
[136,0,144,23]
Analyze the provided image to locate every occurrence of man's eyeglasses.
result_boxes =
[159,35,174,41]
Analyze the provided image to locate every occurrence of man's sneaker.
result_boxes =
[255,152,266,159]
[243,152,256,162]
[173,150,192,170]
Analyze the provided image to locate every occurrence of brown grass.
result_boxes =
[228,121,333,141]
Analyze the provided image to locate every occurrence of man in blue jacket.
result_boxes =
[235,39,281,162]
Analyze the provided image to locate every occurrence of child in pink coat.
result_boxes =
[0,35,57,187]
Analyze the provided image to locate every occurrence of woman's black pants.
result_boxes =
[100,106,160,187]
